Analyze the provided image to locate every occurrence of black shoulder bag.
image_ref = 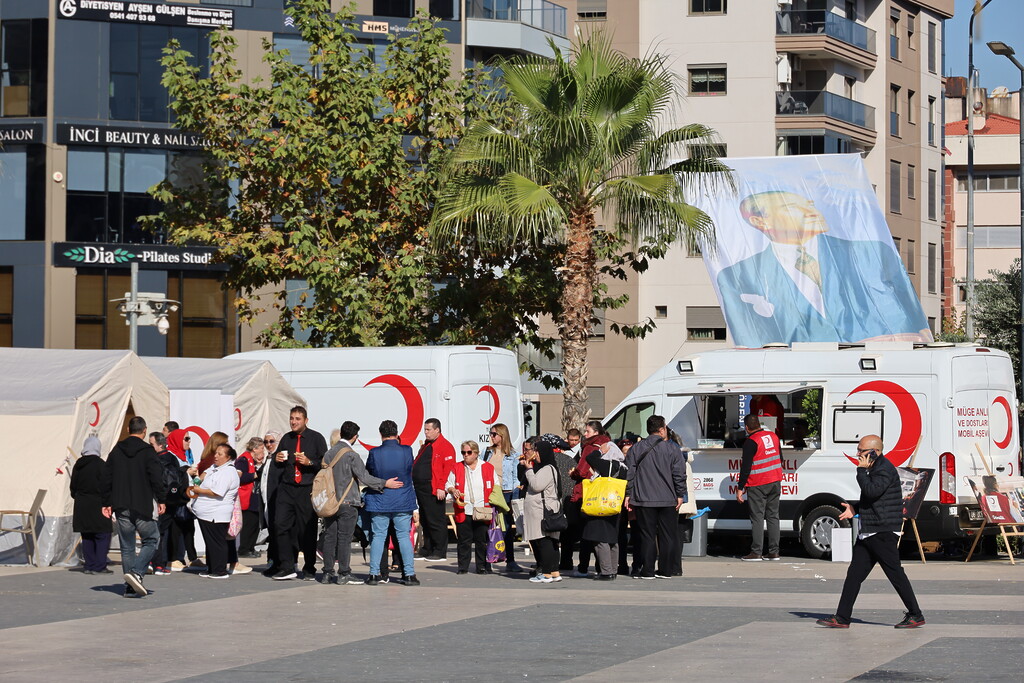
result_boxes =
[540,464,568,533]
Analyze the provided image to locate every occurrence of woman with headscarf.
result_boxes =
[582,433,627,580]
[70,436,112,574]
[165,428,200,570]
[523,440,563,584]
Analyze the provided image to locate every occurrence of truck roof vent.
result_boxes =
[924,342,955,348]
[762,343,789,349]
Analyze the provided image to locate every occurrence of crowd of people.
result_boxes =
[69,409,700,596]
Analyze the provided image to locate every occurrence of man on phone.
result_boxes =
[270,406,327,581]
[817,434,924,629]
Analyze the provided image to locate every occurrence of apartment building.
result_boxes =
[0,0,572,353]
[528,0,954,433]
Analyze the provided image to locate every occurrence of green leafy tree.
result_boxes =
[431,32,729,431]
[146,1,510,347]
[975,259,1022,399]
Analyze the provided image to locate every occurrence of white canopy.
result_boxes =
[142,357,305,449]
[0,349,169,565]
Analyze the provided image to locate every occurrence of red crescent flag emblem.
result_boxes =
[844,381,922,467]
[88,402,100,427]
[358,374,425,449]
[992,395,1013,450]
[234,408,243,431]
[478,385,500,425]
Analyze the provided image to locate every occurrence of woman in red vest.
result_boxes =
[446,440,498,575]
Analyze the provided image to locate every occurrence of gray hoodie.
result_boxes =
[323,440,387,507]
[624,434,687,507]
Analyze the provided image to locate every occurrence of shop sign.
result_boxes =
[0,123,44,144]
[56,123,204,149]
[57,1,234,29]
[54,242,227,271]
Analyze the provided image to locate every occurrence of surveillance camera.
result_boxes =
[157,317,170,335]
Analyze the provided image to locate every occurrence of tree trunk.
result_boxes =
[559,206,597,434]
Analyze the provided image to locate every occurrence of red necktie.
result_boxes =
[293,434,303,483]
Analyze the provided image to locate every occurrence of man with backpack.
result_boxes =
[107,416,167,598]
[315,420,404,585]
[150,431,190,576]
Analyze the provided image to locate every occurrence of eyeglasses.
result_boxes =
[489,432,498,437]
[264,440,276,445]
[461,450,476,455]
[184,437,191,441]
[856,448,877,454]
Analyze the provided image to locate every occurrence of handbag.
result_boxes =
[486,515,506,563]
[467,466,493,522]
[227,496,243,538]
[581,476,626,517]
[540,465,568,533]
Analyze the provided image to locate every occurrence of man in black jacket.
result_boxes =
[149,431,187,576]
[818,434,924,629]
[106,416,167,598]
[270,406,328,581]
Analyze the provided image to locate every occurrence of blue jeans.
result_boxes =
[116,510,160,577]
[368,511,415,577]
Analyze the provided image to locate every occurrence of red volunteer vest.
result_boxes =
[452,461,495,523]
[747,429,783,487]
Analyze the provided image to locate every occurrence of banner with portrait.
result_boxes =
[967,475,1024,525]
[691,154,931,348]
[897,467,934,520]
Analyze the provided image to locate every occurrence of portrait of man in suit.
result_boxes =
[715,190,931,347]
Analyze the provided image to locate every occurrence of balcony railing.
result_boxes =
[467,0,567,38]
[776,10,876,54]
[776,90,875,130]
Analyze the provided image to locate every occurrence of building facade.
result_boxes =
[0,0,571,354]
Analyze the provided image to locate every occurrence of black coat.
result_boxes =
[581,454,627,544]
[854,455,904,533]
[70,454,112,534]
[270,428,328,488]
[107,435,166,520]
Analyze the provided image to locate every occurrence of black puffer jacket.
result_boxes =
[107,435,166,520]
[854,455,903,533]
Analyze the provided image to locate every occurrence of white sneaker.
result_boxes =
[528,575,554,583]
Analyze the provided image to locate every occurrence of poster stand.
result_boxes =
[963,443,1024,565]
[901,443,927,563]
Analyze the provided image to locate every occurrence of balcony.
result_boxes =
[466,0,569,57]
[776,90,876,147]
[776,10,877,70]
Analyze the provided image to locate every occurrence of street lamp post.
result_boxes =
[986,41,1024,401]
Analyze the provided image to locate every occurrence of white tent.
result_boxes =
[0,349,169,565]
[141,357,305,451]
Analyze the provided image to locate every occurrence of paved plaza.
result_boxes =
[0,547,1020,682]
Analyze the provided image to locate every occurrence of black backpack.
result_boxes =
[160,455,190,505]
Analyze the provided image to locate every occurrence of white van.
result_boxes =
[603,342,1019,557]
[228,345,524,456]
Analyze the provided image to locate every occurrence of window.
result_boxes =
[428,0,458,20]
[927,23,937,73]
[690,0,726,14]
[889,160,901,213]
[907,165,916,199]
[655,306,668,319]
[687,306,726,341]
[688,66,727,95]
[0,267,11,346]
[1,19,47,117]
[0,146,46,241]
[586,387,606,421]
[889,85,900,136]
[906,239,916,274]
[907,15,915,45]
[889,11,900,60]
[844,1,857,21]
[577,0,607,20]
[834,405,885,444]
[927,97,936,145]
[956,171,1021,192]
[110,24,210,122]
[927,243,937,294]
[603,402,655,442]
[65,147,205,244]
[893,236,901,256]
[907,90,915,124]
[374,0,413,17]
[590,308,606,338]
[928,169,937,221]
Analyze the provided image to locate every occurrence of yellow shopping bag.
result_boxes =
[581,477,626,517]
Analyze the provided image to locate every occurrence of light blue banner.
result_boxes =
[695,154,931,347]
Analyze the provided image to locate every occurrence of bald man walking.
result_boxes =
[817,435,924,629]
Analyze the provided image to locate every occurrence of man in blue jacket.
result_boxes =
[817,434,924,629]
[364,420,419,586]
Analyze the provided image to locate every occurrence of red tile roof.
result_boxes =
[945,113,1020,136]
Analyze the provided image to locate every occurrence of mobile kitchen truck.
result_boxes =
[229,345,524,457]
[603,342,1019,557]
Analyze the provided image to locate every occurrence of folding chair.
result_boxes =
[0,489,47,566]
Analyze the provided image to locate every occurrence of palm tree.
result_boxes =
[431,32,729,432]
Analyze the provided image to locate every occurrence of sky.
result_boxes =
[944,0,1024,91]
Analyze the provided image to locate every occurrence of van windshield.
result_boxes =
[692,389,822,450]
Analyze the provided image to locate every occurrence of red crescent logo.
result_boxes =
[478,385,500,425]
[358,374,424,449]
[183,426,211,446]
[993,396,1013,450]
[844,381,921,467]
[88,402,100,427]
[234,408,243,431]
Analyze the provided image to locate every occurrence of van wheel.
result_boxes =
[801,505,849,559]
